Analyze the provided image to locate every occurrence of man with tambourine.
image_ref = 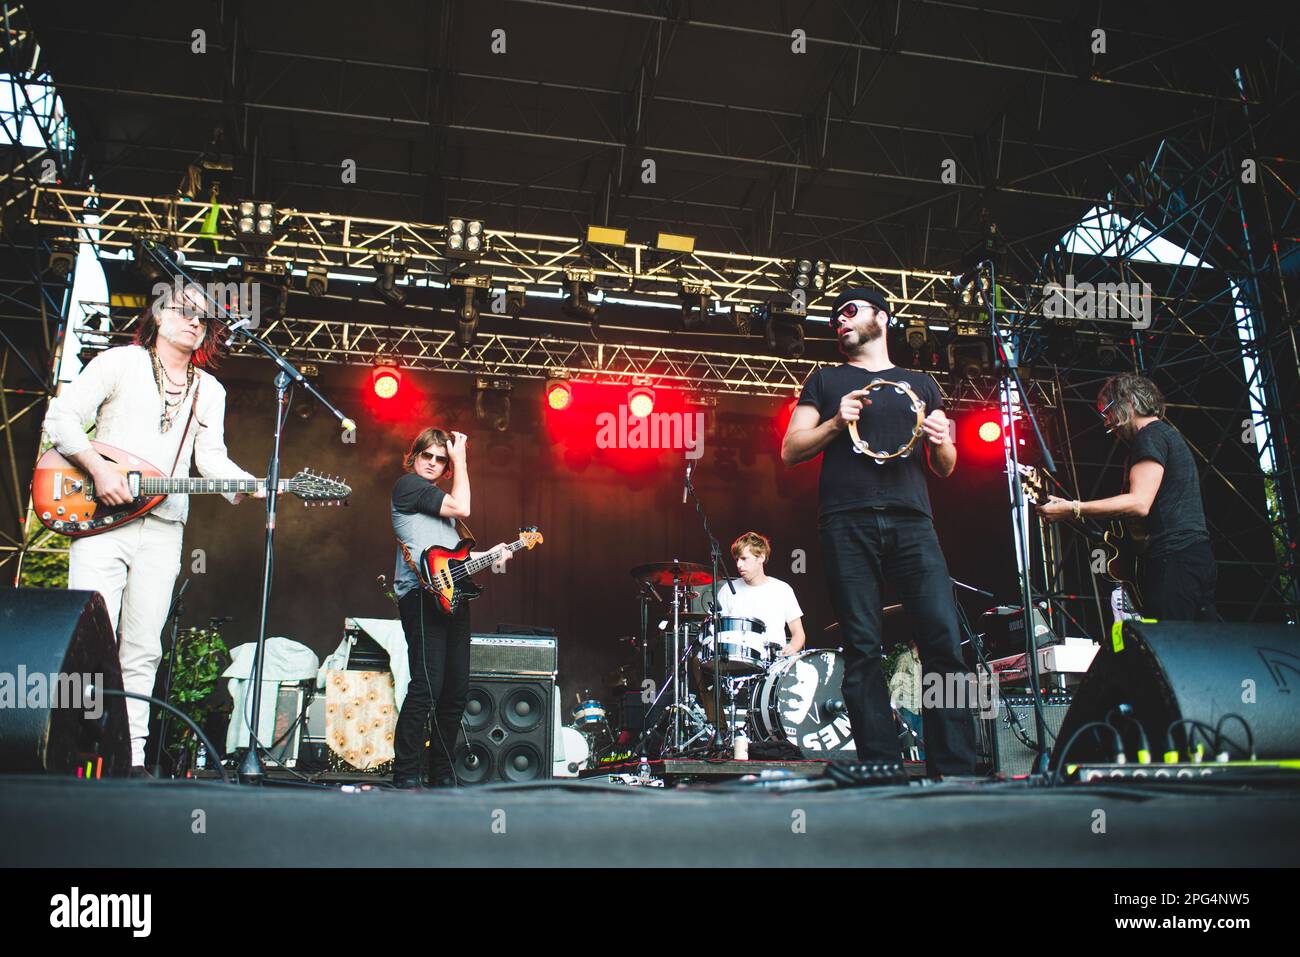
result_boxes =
[781,288,978,777]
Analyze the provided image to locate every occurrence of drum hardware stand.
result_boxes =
[979,258,1057,775]
[139,241,356,786]
[683,454,734,757]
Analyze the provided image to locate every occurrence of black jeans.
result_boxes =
[819,507,978,776]
[1140,540,1219,621]
[393,589,472,781]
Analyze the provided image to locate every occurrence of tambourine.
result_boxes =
[846,379,927,463]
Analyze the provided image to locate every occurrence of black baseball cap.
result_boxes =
[829,288,890,320]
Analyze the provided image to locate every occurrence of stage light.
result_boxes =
[586,225,627,247]
[947,327,992,382]
[978,419,1001,443]
[450,275,490,347]
[372,249,407,307]
[679,282,711,332]
[757,300,806,358]
[628,385,655,418]
[502,286,527,318]
[304,265,328,297]
[236,200,276,241]
[475,378,513,431]
[372,364,402,399]
[905,318,930,352]
[562,267,599,329]
[789,259,828,297]
[47,242,75,279]
[446,217,485,261]
[131,234,170,282]
[545,375,573,411]
[656,232,696,254]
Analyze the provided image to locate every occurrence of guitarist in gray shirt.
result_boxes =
[390,427,511,788]
[1038,374,1218,621]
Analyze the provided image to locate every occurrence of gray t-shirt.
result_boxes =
[391,473,460,598]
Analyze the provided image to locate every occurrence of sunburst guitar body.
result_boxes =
[419,527,543,615]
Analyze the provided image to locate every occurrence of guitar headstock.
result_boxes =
[1016,463,1046,505]
[288,469,352,506]
[518,525,544,550]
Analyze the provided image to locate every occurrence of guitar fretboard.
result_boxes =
[459,538,530,577]
[88,477,268,496]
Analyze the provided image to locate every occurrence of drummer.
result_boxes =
[716,532,806,658]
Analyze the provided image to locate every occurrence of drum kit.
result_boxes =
[615,559,861,760]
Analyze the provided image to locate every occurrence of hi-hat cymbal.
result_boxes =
[823,604,903,634]
[631,560,714,588]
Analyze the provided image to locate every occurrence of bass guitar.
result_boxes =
[32,440,351,538]
[419,526,544,616]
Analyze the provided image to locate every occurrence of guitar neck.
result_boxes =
[461,538,528,575]
[130,477,267,496]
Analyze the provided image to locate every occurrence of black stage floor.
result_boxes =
[3,774,1298,867]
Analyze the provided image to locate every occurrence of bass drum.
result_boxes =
[750,649,857,758]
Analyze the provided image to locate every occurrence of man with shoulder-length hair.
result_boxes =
[1038,373,1218,621]
[389,426,513,789]
[41,281,260,776]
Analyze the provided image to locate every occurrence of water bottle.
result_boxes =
[733,731,749,761]
[195,743,208,770]
[637,753,651,783]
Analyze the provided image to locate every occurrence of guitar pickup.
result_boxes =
[127,471,141,498]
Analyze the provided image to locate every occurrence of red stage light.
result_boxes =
[978,419,1001,443]
[546,379,573,411]
[627,386,655,418]
[372,365,401,399]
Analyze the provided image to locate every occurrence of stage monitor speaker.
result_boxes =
[454,674,555,783]
[1052,620,1300,767]
[0,588,130,775]
[984,694,1072,777]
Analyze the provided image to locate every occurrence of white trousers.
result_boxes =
[68,515,184,766]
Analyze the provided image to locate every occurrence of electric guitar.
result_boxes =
[419,526,544,616]
[32,440,351,538]
[1017,464,1145,610]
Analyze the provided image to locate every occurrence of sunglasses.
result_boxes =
[831,301,878,323]
[1096,399,1115,420]
[417,450,449,464]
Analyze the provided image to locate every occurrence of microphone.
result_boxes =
[825,698,847,717]
[682,458,695,504]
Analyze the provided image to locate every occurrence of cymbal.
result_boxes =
[631,560,714,588]
[823,604,903,634]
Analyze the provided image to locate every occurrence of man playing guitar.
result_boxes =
[1038,373,1218,621]
[390,427,512,789]
[781,288,977,777]
[41,282,260,776]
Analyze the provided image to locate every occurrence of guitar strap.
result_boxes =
[398,517,475,593]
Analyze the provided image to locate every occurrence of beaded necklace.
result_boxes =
[150,348,195,433]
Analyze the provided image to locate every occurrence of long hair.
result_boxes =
[134,281,229,369]
[403,427,455,478]
[1098,373,1165,434]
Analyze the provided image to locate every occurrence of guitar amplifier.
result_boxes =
[470,634,557,676]
[984,693,1073,777]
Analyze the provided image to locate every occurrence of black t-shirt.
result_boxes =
[797,364,944,519]
[1127,419,1209,557]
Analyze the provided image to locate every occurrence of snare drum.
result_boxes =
[696,616,771,675]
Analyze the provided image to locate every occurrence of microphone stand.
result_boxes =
[140,242,355,784]
[683,455,734,755]
[982,260,1055,775]
[152,577,191,777]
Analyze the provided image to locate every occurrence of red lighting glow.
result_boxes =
[627,386,655,418]
[546,379,573,411]
[372,365,401,399]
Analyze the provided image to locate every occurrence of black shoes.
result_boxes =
[129,765,154,780]
[392,774,424,790]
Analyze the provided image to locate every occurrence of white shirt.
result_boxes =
[717,576,803,645]
[41,345,255,524]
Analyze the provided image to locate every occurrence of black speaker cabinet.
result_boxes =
[0,588,131,775]
[454,674,555,783]
[1052,620,1300,767]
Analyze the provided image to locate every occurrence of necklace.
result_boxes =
[150,348,195,433]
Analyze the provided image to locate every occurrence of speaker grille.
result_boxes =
[457,675,554,783]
